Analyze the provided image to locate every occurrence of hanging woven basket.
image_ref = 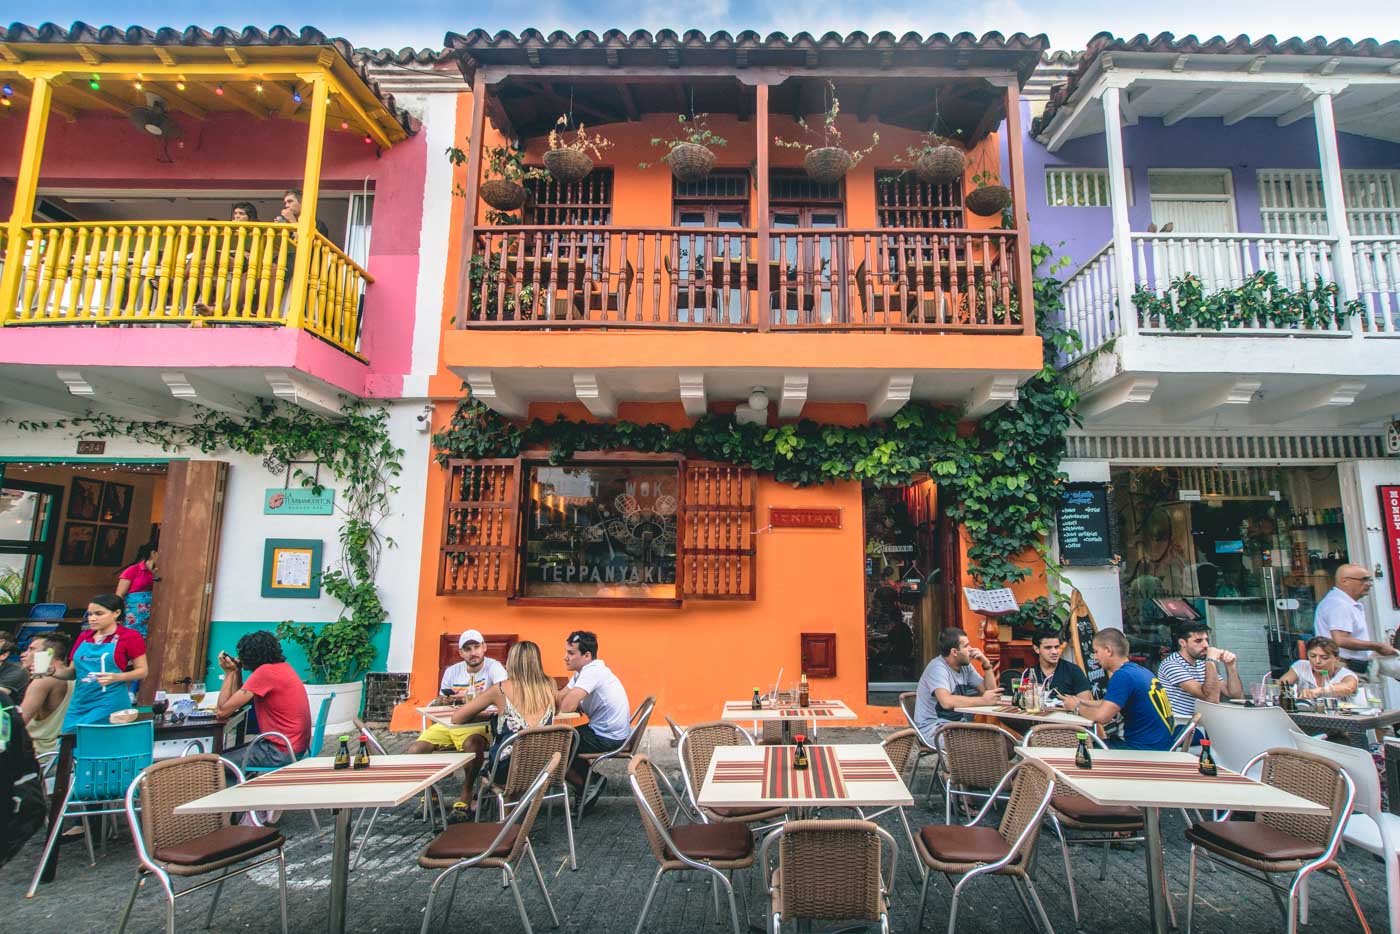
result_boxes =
[804,147,854,184]
[966,184,1011,217]
[666,142,717,183]
[479,179,528,211]
[915,144,966,185]
[543,148,594,183]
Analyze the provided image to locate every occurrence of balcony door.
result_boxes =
[674,173,749,324]
[770,205,844,325]
[1147,170,1236,233]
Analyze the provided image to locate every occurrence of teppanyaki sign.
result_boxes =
[769,507,842,530]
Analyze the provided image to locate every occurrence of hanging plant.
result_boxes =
[640,113,728,183]
[894,132,966,186]
[773,81,879,184]
[446,142,549,212]
[966,169,1012,217]
[544,115,613,183]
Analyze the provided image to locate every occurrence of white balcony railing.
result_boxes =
[1354,236,1400,335]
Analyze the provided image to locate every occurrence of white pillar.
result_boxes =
[1311,90,1362,332]
[1101,86,1138,337]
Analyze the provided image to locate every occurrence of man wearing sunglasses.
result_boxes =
[1314,564,1393,675]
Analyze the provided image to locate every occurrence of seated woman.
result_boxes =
[446,640,556,823]
[1278,636,1361,703]
[192,202,264,316]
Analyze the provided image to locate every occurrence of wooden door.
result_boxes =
[139,460,227,704]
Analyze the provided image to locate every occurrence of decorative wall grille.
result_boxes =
[1066,432,1388,465]
[1046,168,1118,207]
[1258,169,1400,236]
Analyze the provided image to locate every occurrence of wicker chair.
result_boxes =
[629,754,756,934]
[854,729,922,889]
[1184,747,1369,934]
[759,719,811,745]
[678,721,786,829]
[417,752,561,934]
[913,756,1058,933]
[117,755,288,934]
[760,819,896,933]
[476,723,580,870]
[897,691,941,799]
[576,696,656,828]
[935,722,1018,823]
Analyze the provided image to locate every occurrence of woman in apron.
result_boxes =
[49,594,149,731]
[115,544,158,638]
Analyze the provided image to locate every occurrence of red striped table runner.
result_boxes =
[244,763,445,787]
[1036,755,1255,785]
[710,747,900,800]
[722,703,845,718]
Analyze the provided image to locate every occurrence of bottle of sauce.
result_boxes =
[1280,683,1296,712]
[1074,731,1093,769]
[751,686,763,711]
[1198,739,1218,777]
[334,735,351,770]
[354,734,371,770]
[798,673,810,708]
[792,733,810,771]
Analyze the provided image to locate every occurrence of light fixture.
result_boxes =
[363,134,373,144]
[3,83,14,96]
[134,81,143,91]
[747,387,769,411]
[214,83,224,95]
[292,87,302,103]
[1,99,10,107]
[89,73,100,91]
[340,120,349,130]
[255,83,264,94]
[175,80,186,91]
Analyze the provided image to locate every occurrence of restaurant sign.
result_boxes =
[1380,485,1400,609]
[264,488,336,516]
[769,507,842,530]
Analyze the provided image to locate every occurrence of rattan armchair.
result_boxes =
[760,819,896,933]
[117,754,288,934]
[759,719,811,745]
[678,721,786,829]
[897,691,941,800]
[476,723,580,870]
[629,754,756,934]
[416,752,561,934]
[934,721,1018,823]
[913,757,1058,934]
[1184,747,1369,934]
[576,695,656,828]
[854,729,921,890]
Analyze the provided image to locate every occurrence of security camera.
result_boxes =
[414,404,433,432]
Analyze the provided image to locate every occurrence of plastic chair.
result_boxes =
[27,720,155,897]
[241,693,334,774]
[27,603,69,620]
[1195,699,1307,776]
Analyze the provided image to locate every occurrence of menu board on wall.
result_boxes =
[1380,485,1400,610]
[1056,482,1116,566]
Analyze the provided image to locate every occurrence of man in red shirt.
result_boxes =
[216,630,312,771]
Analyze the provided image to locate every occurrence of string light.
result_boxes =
[175,80,186,91]
[3,83,14,96]
[89,73,101,91]
[292,87,302,103]
[214,84,224,95]
[254,83,264,94]
[134,81,143,92]
[363,135,373,144]
[340,121,349,130]
[2,99,10,108]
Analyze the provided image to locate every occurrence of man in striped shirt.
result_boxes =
[1156,621,1243,718]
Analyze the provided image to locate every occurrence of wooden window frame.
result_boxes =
[523,168,615,226]
[875,169,964,228]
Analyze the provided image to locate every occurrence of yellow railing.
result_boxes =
[0,221,370,356]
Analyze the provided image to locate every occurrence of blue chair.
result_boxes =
[28,603,69,620]
[241,693,335,775]
[27,720,154,897]
[14,621,58,651]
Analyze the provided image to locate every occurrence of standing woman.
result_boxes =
[48,595,148,730]
[115,544,157,638]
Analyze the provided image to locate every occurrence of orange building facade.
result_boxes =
[399,30,1051,730]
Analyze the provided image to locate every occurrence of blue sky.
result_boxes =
[7,1,1400,53]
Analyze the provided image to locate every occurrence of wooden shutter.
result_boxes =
[438,459,519,595]
[679,462,756,600]
[801,633,837,678]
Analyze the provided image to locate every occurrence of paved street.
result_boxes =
[4,728,1386,933]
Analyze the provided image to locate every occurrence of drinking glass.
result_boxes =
[152,691,169,721]
[1249,683,1267,706]
[190,681,206,707]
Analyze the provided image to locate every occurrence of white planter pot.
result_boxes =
[305,680,364,738]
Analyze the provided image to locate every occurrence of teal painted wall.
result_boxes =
[203,620,390,687]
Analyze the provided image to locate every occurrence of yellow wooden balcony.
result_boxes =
[0,220,371,357]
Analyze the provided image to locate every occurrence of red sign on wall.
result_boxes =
[769,507,842,530]
[1381,485,1400,610]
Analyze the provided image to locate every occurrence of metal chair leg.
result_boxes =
[118,874,142,933]
[351,807,381,870]
[419,871,442,934]
[446,866,463,916]
[712,871,722,924]
[278,852,289,934]
[166,891,176,934]
[725,878,742,934]
[561,785,579,870]
[575,770,593,830]
[1185,846,1198,934]
[1052,818,1080,926]
[82,814,97,866]
[525,841,561,928]
[506,865,535,934]
[1333,865,1373,934]
[634,866,665,934]
[204,872,228,929]
[914,869,932,932]
[1099,840,1111,881]
[26,783,76,897]
[1011,877,1040,930]
[1023,876,1056,934]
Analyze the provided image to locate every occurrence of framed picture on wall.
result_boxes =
[67,477,103,521]
[100,482,134,524]
[260,538,323,598]
[93,525,129,566]
[60,522,97,565]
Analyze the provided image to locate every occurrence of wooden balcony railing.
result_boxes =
[459,226,1027,333]
[0,221,370,356]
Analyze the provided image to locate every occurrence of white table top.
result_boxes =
[963,704,1095,727]
[415,705,580,727]
[174,754,473,813]
[698,743,913,810]
[1017,748,1329,815]
[720,699,858,723]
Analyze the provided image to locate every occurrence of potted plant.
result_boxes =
[544,115,613,183]
[966,169,1012,217]
[640,113,727,182]
[895,132,966,186]
[773,82,879,184]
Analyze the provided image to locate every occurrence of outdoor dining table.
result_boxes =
[415,704,581,727]
[963,702,1096,729]
[175,752,472,934]
[1285,704,1400,745]
[1017,746,1328,934]
[719,698,858,743]
[697,743,912,815]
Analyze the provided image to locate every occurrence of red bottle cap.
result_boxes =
[1200,739,1210,746]
[358,733,368,741]
[793,734,806,744]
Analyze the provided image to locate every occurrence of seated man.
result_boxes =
[0,631,30,704]
[215,631,312,772]
[913,628,1002,742]
[407,629,507,819]
[18,631,74,757]
[557,630,630,813]
[1021,629,1093,701]
[1156,621,1242,720]
[1063,628,1175,751]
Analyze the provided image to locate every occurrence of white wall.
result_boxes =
[1339,459,1400,706]
[1055,459,1125,631]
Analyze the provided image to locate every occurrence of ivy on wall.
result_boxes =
[434,245,1082,592]
[9,401,403,683]
[1132,271,1362,332]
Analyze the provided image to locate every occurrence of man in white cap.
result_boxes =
[407,629,507,817]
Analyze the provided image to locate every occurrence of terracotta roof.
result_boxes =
[1032,31,1400,136]
[2,22,418,134]
[354,47,449,66]
[447,28,1048,85]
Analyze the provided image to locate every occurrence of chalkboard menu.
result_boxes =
[1056,482,1115,566]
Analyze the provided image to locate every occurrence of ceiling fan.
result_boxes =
[128,96,183,139]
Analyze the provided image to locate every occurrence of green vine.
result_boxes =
[1132,271,1362,331]
[434,244,1081,590]
[10,401,403,684]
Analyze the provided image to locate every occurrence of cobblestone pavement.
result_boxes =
[3,729,1387,933]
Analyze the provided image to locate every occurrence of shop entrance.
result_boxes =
[863,480,956,701]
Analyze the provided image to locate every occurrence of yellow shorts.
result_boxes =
[416,721,490,751]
